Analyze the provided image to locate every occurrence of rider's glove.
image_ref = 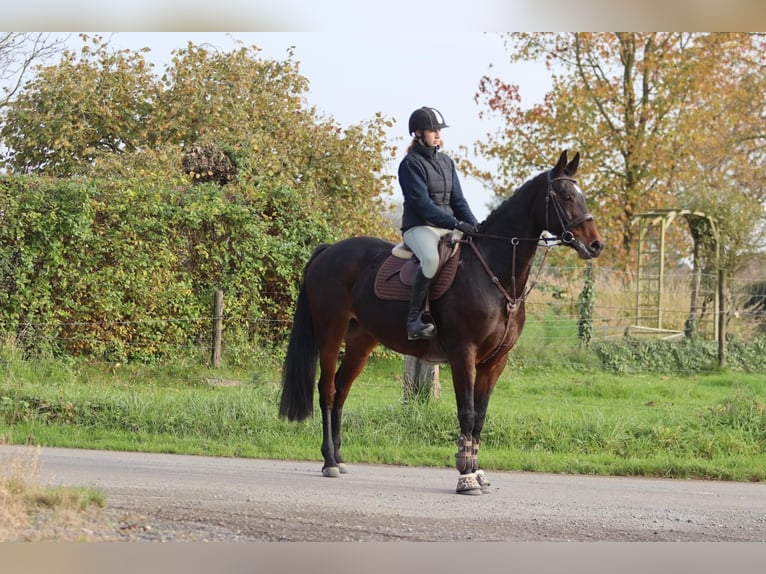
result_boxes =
[455,221,478,236]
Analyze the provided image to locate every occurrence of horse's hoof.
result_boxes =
[476,469,491,493]
[337,463,349,474]
[456,472,483,495]
[322,466,341,478]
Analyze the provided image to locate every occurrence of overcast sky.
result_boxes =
[79,32,553,219]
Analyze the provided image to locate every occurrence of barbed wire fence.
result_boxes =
[3,266,765,365]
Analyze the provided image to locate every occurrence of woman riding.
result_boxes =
[398,106,479,340]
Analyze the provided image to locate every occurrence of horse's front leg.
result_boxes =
[452,359,484,495]
[467,392,491,493]
[469,439,491,493]
[455,433,483,495]
[469,356,508,493]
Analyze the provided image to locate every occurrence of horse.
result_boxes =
[279,150,604,494]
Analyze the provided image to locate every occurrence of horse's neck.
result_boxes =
[477,186,543,297]
[483,178,543,239]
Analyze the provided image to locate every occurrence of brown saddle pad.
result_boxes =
[374,240,462,301]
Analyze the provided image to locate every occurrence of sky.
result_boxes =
[74,32,554,220]
[9,1,766,34]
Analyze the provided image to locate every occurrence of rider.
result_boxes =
[398,106,480,340]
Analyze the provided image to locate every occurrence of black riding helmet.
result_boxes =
[408,106,449,136]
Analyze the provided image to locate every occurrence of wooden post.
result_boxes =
[212,290,223,367]
[403,355,440,402]
[717,270,726,369]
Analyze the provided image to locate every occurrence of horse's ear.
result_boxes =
[566,151,580,175]
[555,150,568,173]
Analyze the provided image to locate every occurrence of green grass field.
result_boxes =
[1,343,764,482]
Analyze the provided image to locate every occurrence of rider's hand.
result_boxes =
[455,221,478,236]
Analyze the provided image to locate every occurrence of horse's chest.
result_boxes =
[492,303,526,348]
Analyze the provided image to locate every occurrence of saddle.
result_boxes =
[374,235,462,301]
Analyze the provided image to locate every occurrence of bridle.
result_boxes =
[545,172,594,245]
[458,170,594,365]
[470,170,594,247]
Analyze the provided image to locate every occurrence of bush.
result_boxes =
[0,176,336,361]
[592,335,766,374]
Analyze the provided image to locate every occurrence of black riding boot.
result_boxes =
[407,268,436,340]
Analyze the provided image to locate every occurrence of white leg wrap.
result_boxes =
[455,472,482,495]
[475,469,491,493]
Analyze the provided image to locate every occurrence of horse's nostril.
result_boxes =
[591,240,604,255]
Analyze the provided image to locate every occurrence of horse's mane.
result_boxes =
[480,170,547,229]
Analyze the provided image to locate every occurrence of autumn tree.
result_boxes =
[0,34,159,177]
[467,32,766,272]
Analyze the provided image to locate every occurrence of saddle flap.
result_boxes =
[374,238,462,301]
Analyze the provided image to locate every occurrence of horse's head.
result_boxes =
[542,150,604,260]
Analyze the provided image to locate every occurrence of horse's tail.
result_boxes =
[279,244,329,421]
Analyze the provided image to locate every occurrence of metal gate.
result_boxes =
[630,209,720,340]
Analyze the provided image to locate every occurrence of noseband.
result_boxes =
[546,172,594,244]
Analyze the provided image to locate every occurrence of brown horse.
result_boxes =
[279,150,604,494]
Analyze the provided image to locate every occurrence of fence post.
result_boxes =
[403,355,440,402]
[717,270,726,368]
[212,290,223,367]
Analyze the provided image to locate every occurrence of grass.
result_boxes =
[0,445,107,541]
[1,346,765,482]
[3,261,765,539]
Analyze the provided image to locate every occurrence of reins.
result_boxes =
[466,172,589,304]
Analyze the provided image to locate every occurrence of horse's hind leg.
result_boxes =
[330,327,377,474]
[317,324,376,477]
[314,313,348,477]
[317,341,344,477]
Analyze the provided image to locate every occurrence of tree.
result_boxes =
[0,34,401,358]
[0,34,159,177]
[467,33,766,273]
[0,34,398,240]
[153,40,397,238]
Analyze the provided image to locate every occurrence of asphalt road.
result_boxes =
[5,445,766,542]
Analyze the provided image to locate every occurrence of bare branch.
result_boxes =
[0,32,68,107]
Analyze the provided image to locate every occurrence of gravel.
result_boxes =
[4,445,766,542]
